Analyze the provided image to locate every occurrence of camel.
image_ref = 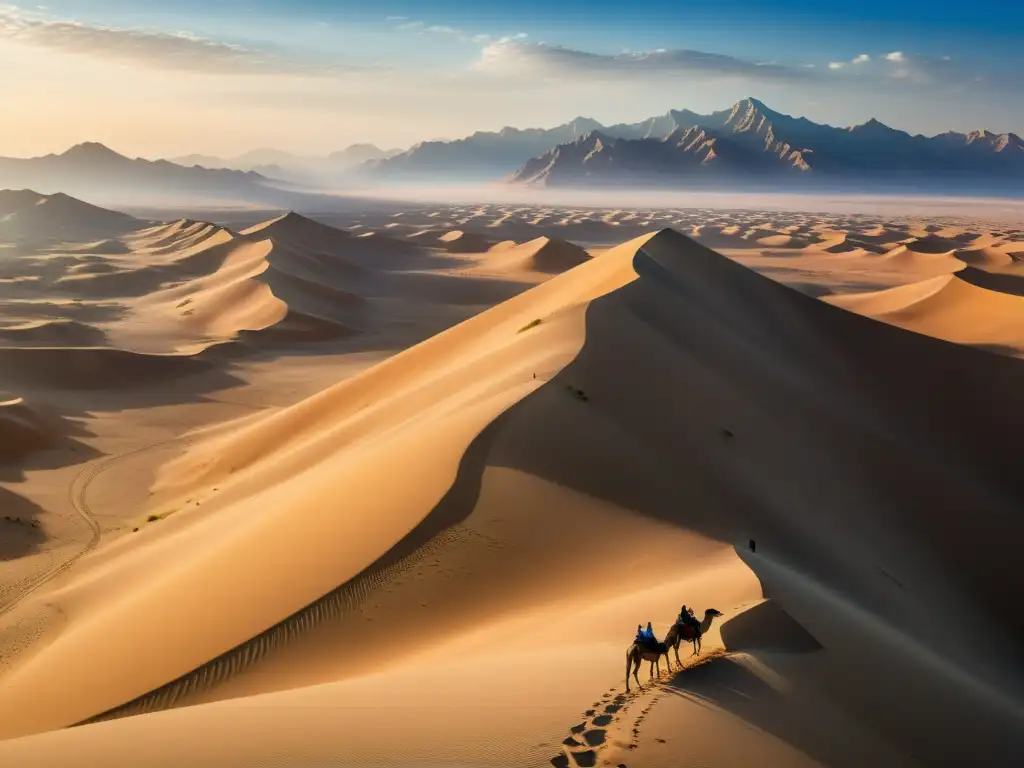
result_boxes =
[625,636,671,693]
[664,608,724,666]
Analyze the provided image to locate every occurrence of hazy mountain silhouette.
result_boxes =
[0,143,294,206]
[172,144,401,184]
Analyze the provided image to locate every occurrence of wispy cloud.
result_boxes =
[384,16,528,47]
[476,39,810,81]
[388,17,465,37]
[823,49,1014,92]
[0,5,358,75]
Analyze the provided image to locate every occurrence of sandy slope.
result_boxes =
[0,223,1021,767]
[0,191,141,243]
[1,198,1023,767]
[826,266,1024,355]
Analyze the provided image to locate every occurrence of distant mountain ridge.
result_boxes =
[507,98,1024,191]
[7,99,1022,198]
[357,118,604,182]
[510,124,809,188]
[0,143,288,205]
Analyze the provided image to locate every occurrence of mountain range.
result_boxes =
[507,98,1024,191]
[1,99,1021,202]
[350,97,1022,193]
[357,119,604,182]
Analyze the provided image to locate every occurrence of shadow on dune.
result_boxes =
[664,655,881,768]
[0,392,101,487]
[954,266,1024,296]
[0,428,101,485]
[719,599,823,654]
[969,342,1023,358]
[0,487,47,560]
[474,229,1024,764]
[776,281,837,299]
[0,347,247,412]
[0,298,126,326]
[487,230,1024,668]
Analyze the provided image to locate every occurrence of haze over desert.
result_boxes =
[1,1,1023,766]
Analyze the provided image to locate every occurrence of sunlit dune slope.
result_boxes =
[480,236,591,274]
[826,265,1024,355]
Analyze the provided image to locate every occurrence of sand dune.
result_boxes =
[955,243,1024,269]
[1,202,538,364]
[897,235,959,254]
[880,243,962,271]
[436,229,494,252]
[127,235,362,351]
[0,395,63,462]
[241,211,345,244]
[756,233,810,248]
[129,220,234,257]
[63,239,131,255]
[0,225,1021,767]
[476,236,592,275]
[1,198,1023,767]
[0,191,141,243]
[825,265,1024,355]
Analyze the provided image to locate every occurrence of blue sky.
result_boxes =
[1,1,1022,156]
[36,0,1024,56]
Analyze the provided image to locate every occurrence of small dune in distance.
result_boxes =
[0,186,1021,768]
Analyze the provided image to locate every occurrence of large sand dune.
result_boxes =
[481,236,592,274]
[0,197,1021,767]
[0,191,141,243]
[826,265,1024,355]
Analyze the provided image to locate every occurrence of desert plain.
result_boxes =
[0,192,1022,767]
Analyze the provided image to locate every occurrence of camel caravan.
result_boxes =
[626,605,724,692]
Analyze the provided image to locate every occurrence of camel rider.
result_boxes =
[635,624,646,643]
[644,621,656,642]
[678,605,700,633]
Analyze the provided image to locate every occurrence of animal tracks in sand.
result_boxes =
[549,648,727,767]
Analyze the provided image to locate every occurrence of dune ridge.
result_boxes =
[481,236,592,274]
[826,265,1024,355]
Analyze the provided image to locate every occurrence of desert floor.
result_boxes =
[1,195,1022,767]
